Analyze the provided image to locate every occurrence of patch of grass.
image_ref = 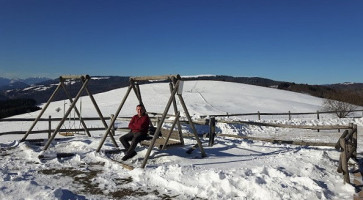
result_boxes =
[38,162,171,199]
[39,164,104,196]
[109,188,148,198]
[114,177,133,185]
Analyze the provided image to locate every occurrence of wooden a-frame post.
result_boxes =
[21,75,118,151]
[140,75,206,168]
[169,81,184,145]
[96,84,133,152]
[96,74,206,168]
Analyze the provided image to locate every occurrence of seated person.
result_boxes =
[119,104,150,161]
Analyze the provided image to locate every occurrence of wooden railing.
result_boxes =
[335,124,358,184]
[1,112,360,183]
[208,118,352,146]
[0,116,112,137]
[0,115,206,137]
[207,118,359,184]
[202,109,363,120]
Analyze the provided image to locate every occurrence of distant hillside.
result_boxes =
[277,82,363,107]
[0,77,10,87]
[0,76,130,104]
[0,77,50,88]
[22,77,51,85]
[0,81,29,91]
[182,75,283,87]
[183,75,363,107]
[0,94,7,101]
[1,74,362,109]
[0,98,40,119]
[328,83,363,96]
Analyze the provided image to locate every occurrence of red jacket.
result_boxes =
[128,114,150,134]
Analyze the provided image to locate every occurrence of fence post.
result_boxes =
[258,111,260,120]
[288,111,291,120]
[156,117,160,129]
[317,111,320,132]
[340,137,350,183]
[208,117,216,146]
[48,115,51,139]
[353,124,357,159]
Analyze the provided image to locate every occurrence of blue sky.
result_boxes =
[1,0,362,84]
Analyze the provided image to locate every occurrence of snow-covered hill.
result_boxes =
[19,80,326,117]
[1,80,362,199]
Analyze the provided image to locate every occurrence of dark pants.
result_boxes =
[119,132,147,154]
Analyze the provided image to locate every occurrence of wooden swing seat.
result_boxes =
[140,128,183,149]
[59,132,75,136]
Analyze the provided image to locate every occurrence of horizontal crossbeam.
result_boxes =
[60,75,90,80]
[130,74,180,82]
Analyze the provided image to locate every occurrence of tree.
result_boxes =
[322,91,358,118]
[0,98,40,119]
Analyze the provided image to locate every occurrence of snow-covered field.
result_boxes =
[1,80,362,199]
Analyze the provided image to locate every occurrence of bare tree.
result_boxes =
[322,98,358,118]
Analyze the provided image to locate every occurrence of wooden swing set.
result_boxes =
[21,75,119,149]
[21,74,206,169]
[97,74,206,168]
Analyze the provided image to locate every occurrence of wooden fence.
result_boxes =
[0,116,112,138]
[335,124,358,184]
[0,115,203,137]
[207,118,359,184]
[203,109,363,120]
[0,112,360,183]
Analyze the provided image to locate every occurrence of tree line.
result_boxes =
[277,83,363,118]
[0,99,40,119]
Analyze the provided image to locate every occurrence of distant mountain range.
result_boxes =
[0,76,130,103]
[0,75,362,107]
[0,77,51,86]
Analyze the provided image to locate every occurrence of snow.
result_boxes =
[342,82,355,85]
[181,74,216,78]
[23,85,51,92]
[1,80,362,199]
[91,77,110,80]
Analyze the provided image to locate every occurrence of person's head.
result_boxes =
[136,104,145,116]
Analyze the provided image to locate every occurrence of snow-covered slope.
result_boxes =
[21,80,325,117]
[1,80,362,200]
[0,80,326,139]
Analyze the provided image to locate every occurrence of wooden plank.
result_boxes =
[160,128,180,139]
[353,125,358,158]
[346,145,357,160]
[59,132,75,137]
[219,134,336,147]
[217,120,351,130]
[0,117,112,122]
[130,75,179,82]
[335,130,349,150]
[104,149,135,170]
[104,155,134,170]
[337,153,343,173]
[140,138,182,149]
[207,110,363,118]
[111,159,134,171]
[1,128,106,136]
[162,112,180,150]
